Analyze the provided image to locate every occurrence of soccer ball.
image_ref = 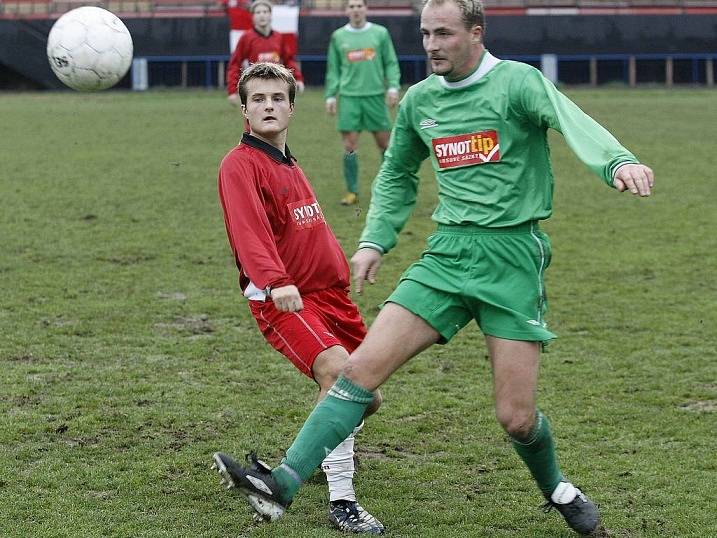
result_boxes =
[46,6,133,91]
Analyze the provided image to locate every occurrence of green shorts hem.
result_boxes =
[480,326,557,344]
[382,298,454,345]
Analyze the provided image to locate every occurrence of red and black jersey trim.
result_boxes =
[241,133,296,166]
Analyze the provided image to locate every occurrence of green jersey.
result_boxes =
[324,22,401,99]
[360,52,639,253]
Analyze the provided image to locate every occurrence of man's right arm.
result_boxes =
[226,37,246,99]
[218,157,293,292]
[324,33,341,111]
[381,26,401,105]
[280,34,304,86]
[359,93,429,254]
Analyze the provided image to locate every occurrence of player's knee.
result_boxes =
[316,373,339,392]
[365,389,382,417]
[315,365,342,391]
[313,347,349,391]
[374,132,390,151]
[342,133,359,152]
[496,407,535,440]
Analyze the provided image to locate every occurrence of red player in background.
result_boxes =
[226,0,305,107]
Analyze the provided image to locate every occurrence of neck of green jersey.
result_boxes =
[439,50,501,89]
[345,21,371,31]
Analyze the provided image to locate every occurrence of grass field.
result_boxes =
[1,87,715,538]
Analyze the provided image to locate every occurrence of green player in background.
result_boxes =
[325,0,401,206]
[213,0,655,535]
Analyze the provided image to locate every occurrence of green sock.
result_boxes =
[343,151,358,193]
[271,375,374,503]
[511,411,563,497]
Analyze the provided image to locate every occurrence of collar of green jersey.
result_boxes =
[438,50,501,90]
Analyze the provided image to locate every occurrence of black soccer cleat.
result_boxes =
[543,482,601,535]
[328,499,385,534]
[211,451,289,522]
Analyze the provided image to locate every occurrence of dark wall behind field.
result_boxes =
[299,14,717,56]
[1,14,715,88]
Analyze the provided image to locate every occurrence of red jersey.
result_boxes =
[226,28,304,96]
[218,134,350,299]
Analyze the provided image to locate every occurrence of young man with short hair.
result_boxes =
[325,0,400,206]
[214,62,383,534]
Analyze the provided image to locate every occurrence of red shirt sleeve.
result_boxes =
[280,33,303,83]
[226,34,248,96]
[218,152,294,290]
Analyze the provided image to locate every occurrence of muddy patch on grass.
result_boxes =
[8,394,42,408]
[4,354,51,364]
[679,400,717,412]
[154,314,214,335]
[156,291,187,301]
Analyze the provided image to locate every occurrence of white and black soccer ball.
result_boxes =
[46,6,133,91]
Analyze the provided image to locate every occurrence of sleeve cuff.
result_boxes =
[610,160,639,186]
[358,242,385,254]
[267,277,294,290]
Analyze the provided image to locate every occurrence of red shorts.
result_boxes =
[248,287,367,379]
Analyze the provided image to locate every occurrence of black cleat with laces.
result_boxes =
[543,482,600,535]
[211,452,290,522]
[328,499,385,534]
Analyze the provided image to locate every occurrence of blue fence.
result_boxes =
[134,52,717,89]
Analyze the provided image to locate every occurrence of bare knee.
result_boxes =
[341,132,359,153]
[365,388,382,417]
[373,131,390,151]
[313,346,348,392]
[496,406,536,440]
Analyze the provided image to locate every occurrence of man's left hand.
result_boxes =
[613,163,654,196]
[270,285,303,312]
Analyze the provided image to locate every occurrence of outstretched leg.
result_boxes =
[224,303,438,521]
[313,347,384,533]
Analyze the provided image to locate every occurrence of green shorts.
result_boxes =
[337,94,391,133]
[386,222,556,344]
